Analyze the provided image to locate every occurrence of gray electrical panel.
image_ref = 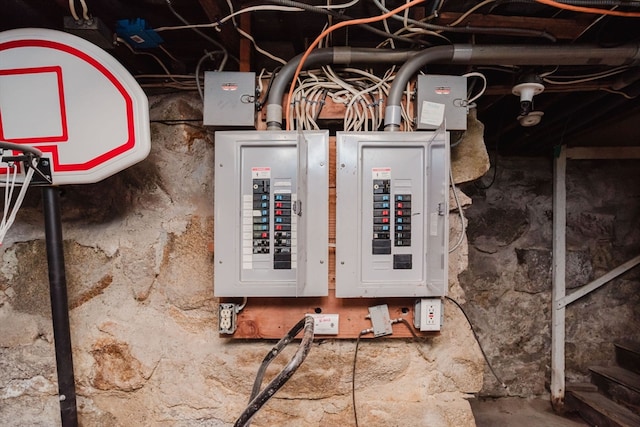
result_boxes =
[335,131,449,298]
[416,74,467,131]
[203,71,256,127]
[214,131,329,297]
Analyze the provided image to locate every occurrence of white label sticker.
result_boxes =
[430,212,439,236]
[420,101,445,127]
[251,167,271,178]
[372,167,391,180]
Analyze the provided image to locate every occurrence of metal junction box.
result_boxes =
[335,131,449,298]
[416,74,467,131]
[214,131,329,297]
[204,71,256,127]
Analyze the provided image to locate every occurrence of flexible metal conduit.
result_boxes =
[384,43,640,130]
[265,47,418,130]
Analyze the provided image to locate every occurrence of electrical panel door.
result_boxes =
[336,131,449,297]
[214,131,329,297]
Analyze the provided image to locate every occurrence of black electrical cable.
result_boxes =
[445,296,507,389]
[262,0,430,46]
[351,330,367,427]
[256,66,282,111]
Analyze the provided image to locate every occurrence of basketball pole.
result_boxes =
[43,186,78,427]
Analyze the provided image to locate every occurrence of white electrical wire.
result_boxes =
[68,0,79,21]
[543,66,630,85]
[79,0,90,21]
[154,5,303,32]
[463,71,487,103]
[318,0,361,9]
[449,166,467,253]
[448,0,496,27]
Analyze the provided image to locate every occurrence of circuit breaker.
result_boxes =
[335,131,449,297]
[214,131,329,297]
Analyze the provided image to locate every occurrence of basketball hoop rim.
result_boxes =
[0,141,43,158]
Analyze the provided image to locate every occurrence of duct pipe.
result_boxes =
[265,47,417,130]
[384,43,640,130]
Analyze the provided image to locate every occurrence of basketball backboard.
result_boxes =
[0,28,150,185]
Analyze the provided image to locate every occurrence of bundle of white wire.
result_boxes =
[286,66,416,131]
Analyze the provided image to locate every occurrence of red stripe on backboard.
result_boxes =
[0,39,136,173]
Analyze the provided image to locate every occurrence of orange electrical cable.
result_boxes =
[535,0,640,17]
[285,0,426,130]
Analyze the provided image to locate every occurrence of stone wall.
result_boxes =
[0,94,483,426]
[459,156,640,397]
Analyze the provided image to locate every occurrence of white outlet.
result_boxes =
[415,298,442,331]
[218,304,237,334]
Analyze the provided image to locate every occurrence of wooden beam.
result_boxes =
[435,12,592,40]
[566,146,640,159]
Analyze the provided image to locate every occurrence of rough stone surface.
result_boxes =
[0,94,482,426]
[459,157,640,397]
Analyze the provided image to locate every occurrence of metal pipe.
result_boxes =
[43,187,78,427]
[384,43,640,130]
[265,47,417,130]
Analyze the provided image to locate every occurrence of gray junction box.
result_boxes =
[204,71,256,127]
[214,131,329,297]
[335,131,449,298]
[416,74,468,131]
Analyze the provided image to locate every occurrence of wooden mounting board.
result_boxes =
[225,290,438,339]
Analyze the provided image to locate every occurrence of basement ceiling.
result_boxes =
[2,0,640,157]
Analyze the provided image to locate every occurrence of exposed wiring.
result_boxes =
[371,0,557,42]
[225,0,288,65]
[116,37,177,80]
[463,72,487,104]
[68,0,79,21]
[318,0,361,9]
[543,66,630,85]
[195,50,226,100]
[449,166,467,254]
[285,0,426,130]
[165,0,231,68]
[534,0,640,16]
[600,87,637,99]
[154,5,303,32]
[79,0,90,21]
[448,0,498,26]
[159,45,179,63]
[445,296,507,390]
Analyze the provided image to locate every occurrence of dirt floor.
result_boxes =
[470,397,589,427]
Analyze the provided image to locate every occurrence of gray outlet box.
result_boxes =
[204,72,256,127]
[416,75,467,131]
[214,131,329,297]
[335,131,449,298]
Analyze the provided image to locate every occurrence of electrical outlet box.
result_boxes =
[214,131,329,297]
[204,72,256,127]
[368,304,393,337]
[416,75,468,131]
[414,298,443,331]
[219,303,237,334]
[335,131,449,298]
[308,314,339,335]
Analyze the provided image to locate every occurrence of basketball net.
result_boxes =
[0,148,38,246]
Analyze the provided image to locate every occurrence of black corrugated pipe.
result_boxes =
[265,47,418,130]
[384,43,640,130]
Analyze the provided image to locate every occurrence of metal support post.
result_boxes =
[43,187,78,427]
[551,146,566,411]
